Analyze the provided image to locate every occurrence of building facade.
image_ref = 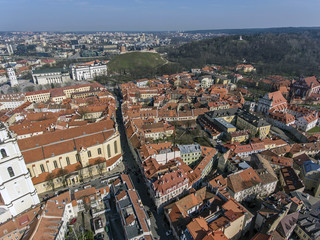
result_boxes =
[32,68,70,85]
[71,60,107,81]
[17,120,122,194]
[6,65,18,86]
[0,123,40,223]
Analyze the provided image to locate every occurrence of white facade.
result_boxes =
[0,124,39,223]
[0,100,25,110]
[296,116,318,132]
[200,77,214,89]
[32,68,70,85]
[152,150,181,165]
[6,66,18,86]
[71,61,107,81]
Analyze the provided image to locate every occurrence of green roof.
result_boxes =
[32,68,68,74]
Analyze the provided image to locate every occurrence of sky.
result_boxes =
[0,0,319,32]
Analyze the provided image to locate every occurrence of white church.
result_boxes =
[0,123,39,223]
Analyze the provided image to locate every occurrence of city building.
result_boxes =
[32,67,70,85]
[294,201,320,240]
[151,169,190,209]
[17,120,122,194]
[236,64,256,73]
[279,167,305,194]
[177,144,202,165]
[0,123,40,223]
[182,197,253,240]
[236,110,271,139]
[200,75,214,89]
[295,113,319,132]
[71,60,107,81]
[301,161,320,197]
[112,174,153,240]
[257,91,287,114]
[0,93,26,110]
[6,65,18,86]
[227,167,277,202]
[290,76,320,99]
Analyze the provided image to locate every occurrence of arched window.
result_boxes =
[66,157,70,165]
[53,161,58,169]
[40,164,45,173]
[1,149,7,158]
[7,167,14,177]
[114,141,118,154]
[97,148,102,155]
[76,154,80,162]
[107,145,111,158]
[87,151,91,158]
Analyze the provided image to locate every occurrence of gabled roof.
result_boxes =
[227,168,262,193]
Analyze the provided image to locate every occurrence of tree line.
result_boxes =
[165,30,320,76]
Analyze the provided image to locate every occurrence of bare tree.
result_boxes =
[87,166,93,179]
[56,169,68,187]
[95,158,106,176]
[46,173,56,191]
[75,164,84,182]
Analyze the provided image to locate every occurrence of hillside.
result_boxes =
[108,52,166,78]
[166,31,320,76]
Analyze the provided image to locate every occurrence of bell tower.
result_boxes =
[0,123,39,223]
[6,64,18,86]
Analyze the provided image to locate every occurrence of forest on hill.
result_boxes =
[165,30,320,76]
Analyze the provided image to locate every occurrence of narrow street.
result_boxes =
[115,93,173,240]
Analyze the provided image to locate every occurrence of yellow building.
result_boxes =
[214,118,236,133]
[18,120,122,194]
[228,130,250,143]
[236,111,270,139]
[25,90,50,103]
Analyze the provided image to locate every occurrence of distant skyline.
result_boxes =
[1,0,320,32]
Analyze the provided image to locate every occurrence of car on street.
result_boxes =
[69,218,77,225]
[166,230,172,236]
[94,233,104,240]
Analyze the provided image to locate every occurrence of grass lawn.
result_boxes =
[108,52,166,73]
[307,126,320,133]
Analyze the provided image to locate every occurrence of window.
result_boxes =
[87,151,91,158]
[27,168,32,177]
[114,141,118,154]
[66,157,70,165]
[76,154,80,162]
[53,161,58,169]
[107,145,111,158]
[40,164,45,173]
[98,148,102,155]
[1,149,7,158]
[7,167,14,177]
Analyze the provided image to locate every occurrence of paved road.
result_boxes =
[115,93,173,240]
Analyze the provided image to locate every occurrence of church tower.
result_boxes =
[0,123,39,223]
[6,65,18,86]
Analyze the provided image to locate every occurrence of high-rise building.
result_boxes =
[0,123,40,223]
[6,44,13,55]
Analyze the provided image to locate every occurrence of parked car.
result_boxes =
[166,230,172,236]
[94,233,104,240]
[69,218,77,225]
